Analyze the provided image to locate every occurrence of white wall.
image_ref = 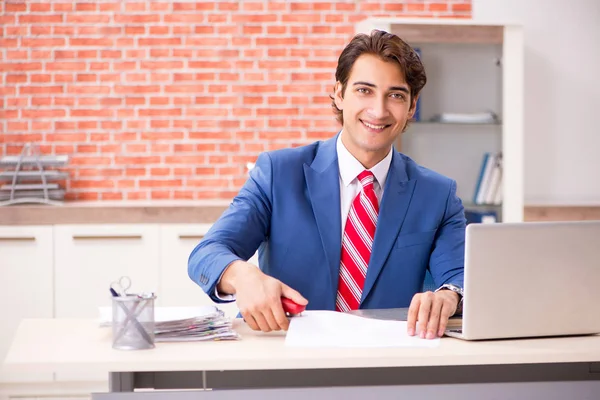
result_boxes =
[473,0,600,205]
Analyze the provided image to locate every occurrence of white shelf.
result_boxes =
[357,18,524,222]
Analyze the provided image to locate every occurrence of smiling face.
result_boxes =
[334,53,417,168]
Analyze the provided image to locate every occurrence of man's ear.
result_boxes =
[407,94,419,119]
[334,81,344,111]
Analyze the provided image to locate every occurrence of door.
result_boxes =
[0,226,54,383]
[54,224,160,382]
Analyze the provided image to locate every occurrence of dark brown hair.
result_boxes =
[330,29,427,125]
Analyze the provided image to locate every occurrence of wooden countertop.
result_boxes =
[1,201,598,225]
[0,201,230,225]
[4,318,600,375]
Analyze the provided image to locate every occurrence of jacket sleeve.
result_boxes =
[428,179,466,288]
[187,152,273,303]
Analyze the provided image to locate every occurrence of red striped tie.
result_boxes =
[336,170,379,312]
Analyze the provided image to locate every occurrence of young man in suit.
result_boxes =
[188,30,466,340]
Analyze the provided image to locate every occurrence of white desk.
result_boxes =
[4,318,600,399]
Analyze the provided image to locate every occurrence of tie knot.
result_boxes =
[357,170,375,189]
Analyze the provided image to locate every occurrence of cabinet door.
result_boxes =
[54,224,160,318]
[54,224,160,382]
[0,226,53,383]
[159,224,259,319]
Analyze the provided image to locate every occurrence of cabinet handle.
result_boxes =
[0,236,36,241]
[178,235,205,240]
[72,235,143,240]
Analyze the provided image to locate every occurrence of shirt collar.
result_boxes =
[336,133,393,190]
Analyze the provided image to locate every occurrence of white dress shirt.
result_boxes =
[215,133,394,300]
[336,133,393,232]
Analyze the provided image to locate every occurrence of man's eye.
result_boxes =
[357,88,370,94]
[391,93,405,100]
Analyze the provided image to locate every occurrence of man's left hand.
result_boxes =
[407,290,459,339]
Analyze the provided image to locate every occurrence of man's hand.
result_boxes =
[218,260,308,332]
[406,290,459,339]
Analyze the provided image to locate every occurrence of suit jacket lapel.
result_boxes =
[304,135,341,302]
[361,151,416,304]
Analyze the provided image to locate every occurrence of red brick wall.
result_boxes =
[1,1,471,201]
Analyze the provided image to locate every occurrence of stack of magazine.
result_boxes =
[99,305,240,342]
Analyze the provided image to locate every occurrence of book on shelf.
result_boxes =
[472,151,502,206]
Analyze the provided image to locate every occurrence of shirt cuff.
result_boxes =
[214,265,236,302]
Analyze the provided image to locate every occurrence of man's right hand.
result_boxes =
[218,260,308,332]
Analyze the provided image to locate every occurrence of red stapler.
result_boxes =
[281,297,306,316]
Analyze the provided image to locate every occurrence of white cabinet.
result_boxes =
[53,224,160,382]
[54,224,160,318]
[0,226,53,383]
[159,224,241,319]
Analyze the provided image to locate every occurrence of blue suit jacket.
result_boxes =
[188,134,466,310]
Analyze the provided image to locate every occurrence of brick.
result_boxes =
[6,3,27,12]
[71,180,115,189]
[139,108,182,117]
[6,26,27,35]
[79,121,98,129]
[141,131,184,140]
[19,14,63,23]
[115,14,160,23]
[5,74,27,83]
[241,2,262,11]
[232,14,277,23]
[31,97,52,106]
[138,37,182,46]
[150,2,170,11]
[54,74,75,83]
[407,4,426,12]
[150,97,170,106]
[427,3,448,12]
[360,2,382,12]
[1,62,42,71]
[452,3,472,12]
[141,61,184,70]
[173,2,195,11]
[70,156,112,166]
[67,14,110,23]
[127,143,148,153]
[21,109,66,118]
[150,26,170,35]
[70,38,114,47]
[101,193,124,200]
[187,108,228,117]
[20,85,64,95]
[46,133,87,142]
[164,14,205,23]
[53,3,73,11]
[101,50,122,59]
[115,85,161,94]
[68,85,112,94]
[70,109,114,118]
[116,156,161,165]
[7,121,28,131]
[46,62,86,71]
[243,25,263,35]
[126,26,146,35]
[125,2,146,11]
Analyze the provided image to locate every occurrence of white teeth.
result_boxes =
[363,121,386,130]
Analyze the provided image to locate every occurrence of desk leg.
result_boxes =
[109,372,135,392]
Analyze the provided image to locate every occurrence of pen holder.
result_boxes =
[111,293,156,350]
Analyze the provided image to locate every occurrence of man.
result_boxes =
[188,30,466,340]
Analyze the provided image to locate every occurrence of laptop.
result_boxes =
[445,220,600,340]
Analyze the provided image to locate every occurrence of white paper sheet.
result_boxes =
[285,310,440,348]
[98,305,221,327]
